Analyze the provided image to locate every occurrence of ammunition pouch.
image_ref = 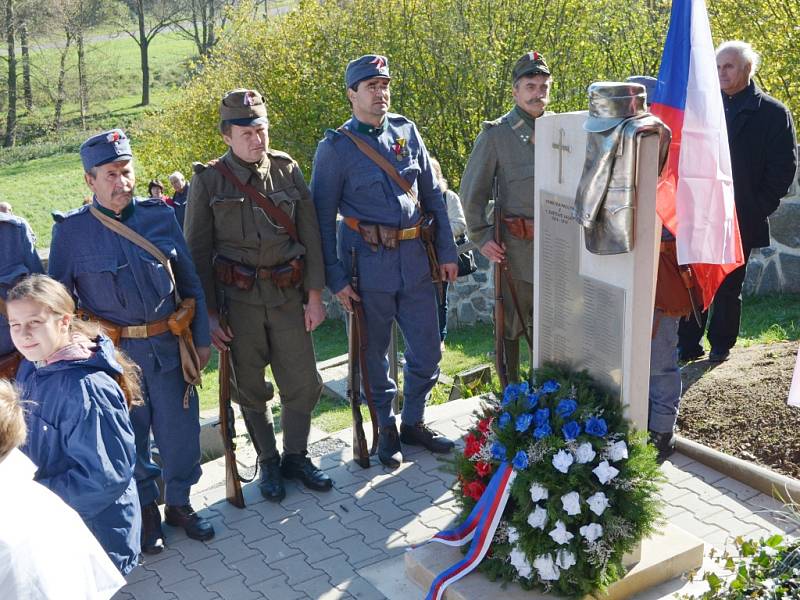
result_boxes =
[654,240,694,318]
[503,216,535,241]
[0,350,21,381]
[213,255,304,291]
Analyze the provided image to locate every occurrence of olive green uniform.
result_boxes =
[184,149,324,455]
[460,108,550,381]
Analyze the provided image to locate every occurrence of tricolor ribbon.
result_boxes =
[421,462,516,600]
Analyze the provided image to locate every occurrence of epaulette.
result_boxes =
[386,112,412,125]
[52,204,89,223]
[267,149,294,163]
[323,128,343,142]
[481,116,504,131]
[192,161,207,175]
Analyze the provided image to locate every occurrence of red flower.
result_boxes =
[474,461,492,478]
[464,433,482,458]
[463,480,486,501]
[477,417,492,435]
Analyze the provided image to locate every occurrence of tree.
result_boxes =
[4,0,17,147]
[173,0,231,56]
[119,0,182,106]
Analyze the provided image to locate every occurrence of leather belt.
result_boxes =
[503,216,535,241]
[76,309,171,339]
[343,217,421,241]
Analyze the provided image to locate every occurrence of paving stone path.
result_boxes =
[114,397,798,600]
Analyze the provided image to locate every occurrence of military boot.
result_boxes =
[241,407,285,502]
[649,430,676,464]
[400,421,455,454]
[281,452,333,492]
[378,424,403,469]
[140,501,165,554]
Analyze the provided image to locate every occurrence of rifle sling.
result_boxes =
[211,160,299,242]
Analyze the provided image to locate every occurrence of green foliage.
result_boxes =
[135,0,671,186]
[453,365,664,598]
[682,534,800,599]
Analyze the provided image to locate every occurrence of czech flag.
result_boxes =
[650,0,744,309]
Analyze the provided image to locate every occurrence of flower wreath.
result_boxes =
[449,365,664,598]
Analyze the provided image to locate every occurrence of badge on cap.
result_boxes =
[243,91,257,106]
[370,56,387,70]
[106,130,121,143]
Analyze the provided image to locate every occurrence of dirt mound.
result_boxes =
[678,341,800,479]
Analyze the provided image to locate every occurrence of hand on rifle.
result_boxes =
[197,345,212,370]
[335,284,361,313]
[208,311,234,352]
[304,289,327,332]
[439,262,458,282]
[480,240,507,264]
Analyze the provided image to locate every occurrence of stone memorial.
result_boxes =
[406,101,704,599]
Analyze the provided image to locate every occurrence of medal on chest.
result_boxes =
[391,137,409,161]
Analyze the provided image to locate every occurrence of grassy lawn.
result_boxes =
[198,292,799,433]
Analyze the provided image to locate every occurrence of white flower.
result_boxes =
[560,491,581,516]
[527,505,548,530]
[574,442,596,464]
[533,554,561,581]
[592,460,619,484]
[587,491,610,516]
[548,520,574,545]
[529,482,549,502]
[556,549,576,570]
[606,440,629,461]
[507,525,519,544]
[509,547,533,579]
[552,449,574,474]
[580,522,603,542]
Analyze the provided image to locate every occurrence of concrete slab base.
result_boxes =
[403,523,703,600]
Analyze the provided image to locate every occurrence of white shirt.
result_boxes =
[0,449,126,600]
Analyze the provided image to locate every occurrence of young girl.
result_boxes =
[6,274,142,576]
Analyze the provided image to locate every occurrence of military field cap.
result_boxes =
[512,51,551,83]
[80,129,132,171]
[583,81,647,133]
[220,89,268,126]
[345,54,391,89]
[626,75,657,103]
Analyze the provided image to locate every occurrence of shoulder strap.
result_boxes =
[89,206,182,303]
[0,296,6,317]
[211,160,299,242]
[337,128,421,210]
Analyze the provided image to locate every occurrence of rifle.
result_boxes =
[494,202,509,390]
[218,300,245,508]
[348,248,379,468]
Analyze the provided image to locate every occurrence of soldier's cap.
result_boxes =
[80,129,132,171]
[345,54,391,89]
[512,51,551,83]
[626,75,657,104]
[220,89,268,127]
[583,81,647,133]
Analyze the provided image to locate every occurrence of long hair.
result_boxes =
[7,275,143,409]
[0,379,26,461]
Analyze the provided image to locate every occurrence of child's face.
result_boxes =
[7,298,70,362]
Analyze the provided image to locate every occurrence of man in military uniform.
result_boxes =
[1,211,44,379]
[460,51,553,382]
[49,129,214,553]
[311,55,458,469]
[184,89,332,502]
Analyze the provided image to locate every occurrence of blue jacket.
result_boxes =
[0,213,44,355]
[311,113,457,294]
[170,183,190,230]
[48,198,211,371]
[17,335,141,575]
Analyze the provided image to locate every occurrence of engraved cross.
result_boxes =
[551,128,571,184]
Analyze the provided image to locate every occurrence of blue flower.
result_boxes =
[499,412,512,429]
[515,413,534,432]
[541,379,561,394]
[501,383,520,406]
[512,450,529,470]
[526,392,542,409]
[534,408,550,427]
[562,420,581,441]
[585,417,608,437]
[533,423,553,439]
[556,398,578,418]
[491,441,507,461]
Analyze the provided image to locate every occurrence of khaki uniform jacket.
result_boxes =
[184,149,325,311]
[460,108,550,284]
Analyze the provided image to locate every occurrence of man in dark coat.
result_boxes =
[678,40,797,363]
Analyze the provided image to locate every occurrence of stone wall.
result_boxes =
[744,160,800,296]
